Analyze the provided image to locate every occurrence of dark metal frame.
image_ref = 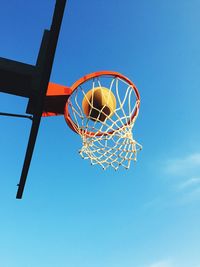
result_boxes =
[0,0,67,199]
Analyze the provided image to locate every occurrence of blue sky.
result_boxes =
[0,1,200,267]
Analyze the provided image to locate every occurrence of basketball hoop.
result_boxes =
[64,71,142,170]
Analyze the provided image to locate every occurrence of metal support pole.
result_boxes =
[16,0,67,199]
[0,112,32,120]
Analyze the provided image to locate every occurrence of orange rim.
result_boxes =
[64,71,140,137]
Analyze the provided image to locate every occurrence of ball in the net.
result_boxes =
[82,87,116,122]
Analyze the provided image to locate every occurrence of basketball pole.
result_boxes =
[16,0,67,199]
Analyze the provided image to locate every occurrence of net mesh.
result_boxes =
[67,75,142,170]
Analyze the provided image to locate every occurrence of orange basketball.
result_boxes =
[82,87,116,122]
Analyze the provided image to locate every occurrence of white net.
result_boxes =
[66,74,142,170]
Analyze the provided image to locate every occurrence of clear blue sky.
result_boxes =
[0,1,200,267]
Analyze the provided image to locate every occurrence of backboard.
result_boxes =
[0,0,67,198]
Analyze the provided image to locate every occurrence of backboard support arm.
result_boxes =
[16,0,67,199]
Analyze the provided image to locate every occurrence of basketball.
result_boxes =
[82,87,116,122]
